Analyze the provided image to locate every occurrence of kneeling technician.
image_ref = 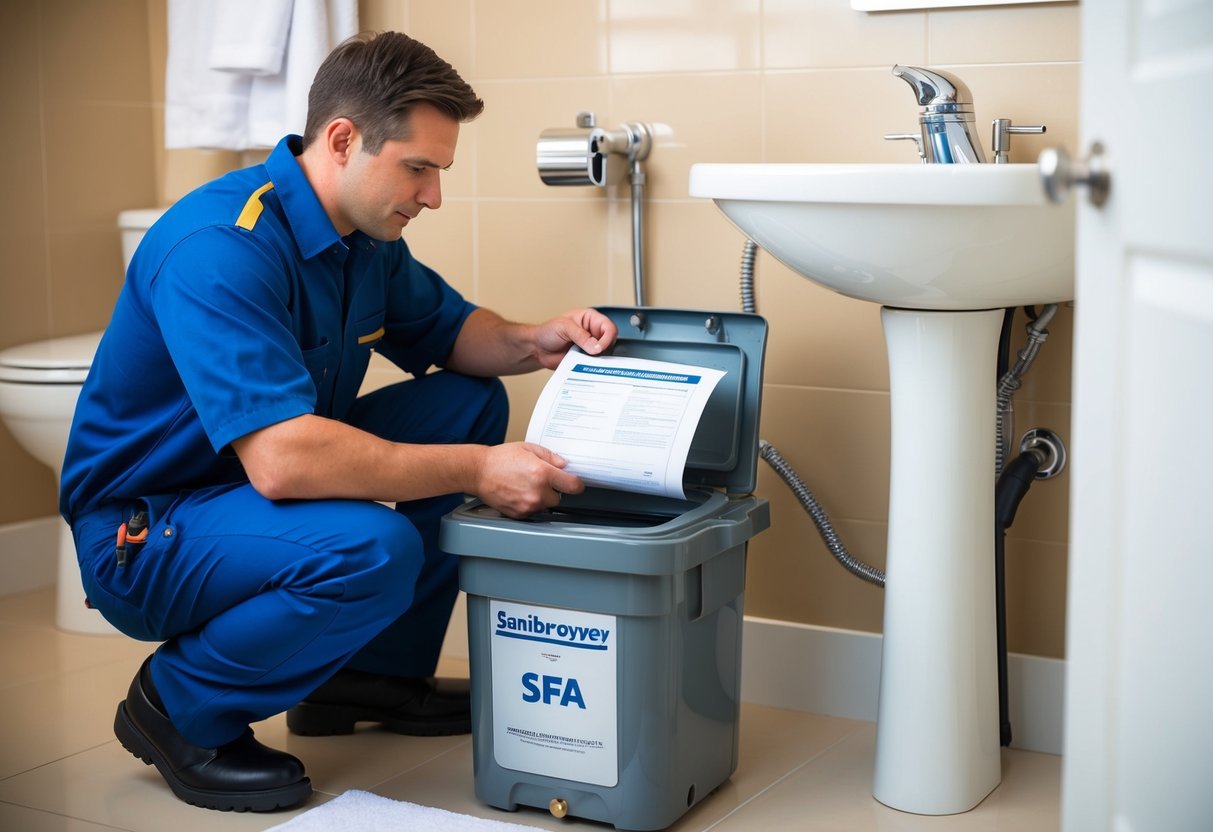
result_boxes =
[59,30,616,812]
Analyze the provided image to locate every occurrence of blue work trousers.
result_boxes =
[72,371,507,747]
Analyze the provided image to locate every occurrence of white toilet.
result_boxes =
[0,208,164,635]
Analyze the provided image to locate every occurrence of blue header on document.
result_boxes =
[572,364,702,384]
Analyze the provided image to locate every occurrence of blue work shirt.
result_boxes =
[60,135,476,522]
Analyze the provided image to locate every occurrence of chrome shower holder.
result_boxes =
[536,112,655,306]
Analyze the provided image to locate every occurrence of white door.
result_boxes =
[1062,0,1213,829]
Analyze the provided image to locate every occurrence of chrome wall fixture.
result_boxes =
[537,112,654,306]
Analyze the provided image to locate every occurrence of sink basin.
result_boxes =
[688,163,1074,311]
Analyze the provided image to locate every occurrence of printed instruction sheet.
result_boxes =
[526,350,725,500]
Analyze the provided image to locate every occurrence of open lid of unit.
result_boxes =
[595,306,768,496]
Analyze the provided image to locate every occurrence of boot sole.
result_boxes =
[286,701,471,737]
[114,702,312,812]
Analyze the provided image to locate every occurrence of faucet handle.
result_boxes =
[892,65,974,110]
[884,132,925,163]
[992,118,1047,164]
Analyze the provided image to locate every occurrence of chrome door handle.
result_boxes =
[1038,142,1110,207]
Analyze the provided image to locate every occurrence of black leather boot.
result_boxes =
[114,657,312,812]
[286,668,471,736]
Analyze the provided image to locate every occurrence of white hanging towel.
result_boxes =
[166,0,359,150]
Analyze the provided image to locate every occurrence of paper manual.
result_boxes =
[525,349,725,500]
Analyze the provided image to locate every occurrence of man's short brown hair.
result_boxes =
[303,31,484,153]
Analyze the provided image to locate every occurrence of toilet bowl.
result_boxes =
[0,207,164,634]
[0,333,108,633]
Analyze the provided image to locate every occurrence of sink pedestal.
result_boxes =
[873,307,1002,815]
[687,160,1074,815]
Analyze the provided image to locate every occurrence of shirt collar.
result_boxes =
[264,135,343,261]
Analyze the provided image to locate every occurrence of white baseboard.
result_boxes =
[0,516,58,595]
[740,615,1065,755]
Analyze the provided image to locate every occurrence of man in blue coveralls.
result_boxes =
[59,31,616,812]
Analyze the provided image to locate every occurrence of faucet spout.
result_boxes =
[892,64,973,110]
[891,65,986,164]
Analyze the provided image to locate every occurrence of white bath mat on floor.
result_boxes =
[264,789,545,832]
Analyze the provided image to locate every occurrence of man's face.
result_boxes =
[337,103,459,242]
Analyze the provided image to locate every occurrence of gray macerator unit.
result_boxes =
[440,307,769,831]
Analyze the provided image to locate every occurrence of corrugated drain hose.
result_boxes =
[741,240,886,588]
[759,440,886,587]
[995,305,1057,476]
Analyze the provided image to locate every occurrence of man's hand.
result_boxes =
[530,307,618,369]
[474,442,585,518]
[445,307,618,377]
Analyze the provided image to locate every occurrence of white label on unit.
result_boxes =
[490,600,618,787]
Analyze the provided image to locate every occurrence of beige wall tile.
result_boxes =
[41,0,151,102]
[441,119,476,201]
[1005,537,1068,658]
[475,78,610,199]
[161,148,242,204]
[608,0,762,74]
[928,2,1081,66]
[1001,400,1071,546]
[476,200,611,322]
[0,3,41,119]
[610,72,764,201]
[1012,303,1074,405]
[408,1,473,76]
[501,372,551,442]
[765,0,927,70]
[146,0,167,104]
[44,101,158,227]
[0,432,58,525]
[1,121,46,240]
[747,508,888,633]
[615,201,762,310]
[151,104,168,204]
[46,228,125,337]
[360,0,410,33]
[759,258,889,392]
[958,62,1081,165]
[765,62,1079,166]
[474,0,607,79]
[759,386,891,525]
[0,231,52,351]
[402,199,475,299]
[765,69,927,164]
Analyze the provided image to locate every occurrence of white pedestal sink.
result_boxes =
[689,163,1075,815]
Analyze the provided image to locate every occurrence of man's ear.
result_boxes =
[325,118,358,165]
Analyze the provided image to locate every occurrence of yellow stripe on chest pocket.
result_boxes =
[357,326,385,346]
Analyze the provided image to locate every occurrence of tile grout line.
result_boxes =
[0,737,123,786]
[699,727,866,832]
[0,796,132,831]
[364,737,473,792]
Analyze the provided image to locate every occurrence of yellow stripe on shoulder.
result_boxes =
[235,182,275,231]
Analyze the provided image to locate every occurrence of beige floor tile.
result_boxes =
[369,703,866,831]
[0,655,148,780]
[0,801,124,832]
[0,606,151,690]
[710,725,1060,832]
[1,582,1064,832]
[278,722,471,797]
[0,738,316,832]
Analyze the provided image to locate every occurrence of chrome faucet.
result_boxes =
[886,65,1047,165]
[889,64,985,164]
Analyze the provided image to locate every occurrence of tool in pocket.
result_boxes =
[115,510,149,567]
